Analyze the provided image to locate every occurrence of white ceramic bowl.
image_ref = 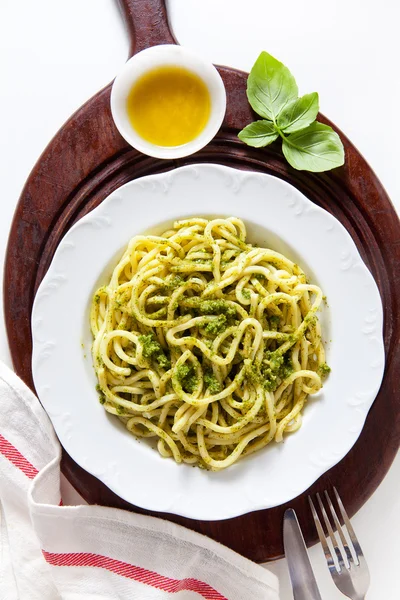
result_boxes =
[110,45,226,159]
[31,164,385,521]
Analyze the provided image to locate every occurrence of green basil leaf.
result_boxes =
[277,92,319,133]
[238,120,279,148]
[282,122,345,172]
[247,51,298,122]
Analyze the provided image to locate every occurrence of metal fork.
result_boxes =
[309,487,370,600]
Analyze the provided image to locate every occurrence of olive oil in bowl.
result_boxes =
[110,44,226,158]
[126,66,211,147]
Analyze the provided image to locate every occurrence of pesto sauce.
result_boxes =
[322,295,329,308]
[184,298,236,319]
[203,370,222,393]
[162,275,185,291]
[193,258,212,265]
[176,363,198,393]
[138,333,171,369]
[262,353,293,391]
[96,385,106,405]
[204,314,227,335]
[247,351,294,392]
[318,362,331,377]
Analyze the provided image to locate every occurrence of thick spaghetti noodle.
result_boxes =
[90,217,329,470]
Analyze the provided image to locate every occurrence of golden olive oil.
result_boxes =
[126,66,211,147]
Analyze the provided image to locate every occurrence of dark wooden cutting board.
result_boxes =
[4,0,400,562]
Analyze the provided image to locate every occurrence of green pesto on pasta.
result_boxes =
[90,217,329,471]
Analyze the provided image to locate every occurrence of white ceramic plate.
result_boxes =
[32,164,385,520]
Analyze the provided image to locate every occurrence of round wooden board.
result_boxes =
[4,0,400,562]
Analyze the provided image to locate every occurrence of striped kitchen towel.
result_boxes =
[0,361,279,600]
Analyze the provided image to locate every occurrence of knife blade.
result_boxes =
[283,508,322,600]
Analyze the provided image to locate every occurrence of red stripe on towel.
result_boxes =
[0,434,63,505]
[42,551,227,599]
[0,433,39,479]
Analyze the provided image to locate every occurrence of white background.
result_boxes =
[0,1,399,598]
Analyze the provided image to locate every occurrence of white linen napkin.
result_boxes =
[0,361,279,600]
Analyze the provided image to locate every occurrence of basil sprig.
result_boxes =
[238,52,344,172]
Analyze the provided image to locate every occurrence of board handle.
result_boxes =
[118,0,177,57]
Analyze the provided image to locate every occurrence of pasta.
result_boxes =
[90,217,330,471]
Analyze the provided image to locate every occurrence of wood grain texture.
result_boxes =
[4,0,400,562]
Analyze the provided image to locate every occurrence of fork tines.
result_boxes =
[308,488,370,600]
[308,487,364,572]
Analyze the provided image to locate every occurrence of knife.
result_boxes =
[283,508,322,600]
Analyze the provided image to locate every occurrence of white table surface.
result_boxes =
[1,1,399,598]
